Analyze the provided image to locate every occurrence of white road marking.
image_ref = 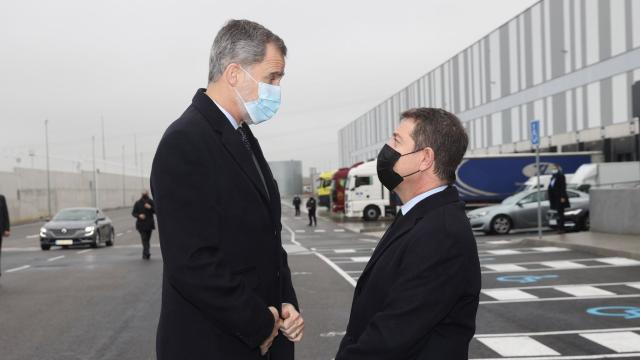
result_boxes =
[554,285,616,297]
[320,331,346,337]
[580,331,640,353]
[476,336,560,357]
[25,234,39,239]
[476,327,640,338]
[541,260,588,269]
[485,249,522,255]
[472,353,640,359]
[486,240,514,245]
[47,255,65,262]
[295,230,306,233]
[281,221,302,247]
[6,265,30,273]
[314,252,356,287]
[350,257,371,263]
[358,239,378,243]
[116,233,124,237]
[3,247,41,252]
[484,264,528,272]
[334,249,356,254]
[596,257,640,266]
[482,289,539,301]
[76,249,93,254]
[314,229,326,233]
[628,283,640,290]
[480,294,640,305]
[333,229,345,232]
[530,246,569,252]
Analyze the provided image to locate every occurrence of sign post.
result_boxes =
[530,120,542,241]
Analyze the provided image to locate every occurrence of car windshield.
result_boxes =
[501,193,524,205]
[53,209,97,221]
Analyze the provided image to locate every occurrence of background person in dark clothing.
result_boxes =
[306,197,317,227]
[548,167,570,233]
[0,194,10,277]
[292,195,301,216]
[132,190,155,260]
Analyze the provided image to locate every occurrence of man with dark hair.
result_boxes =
[306,196,317,227]
[336,108,481,360]
[131,190,155,260]
[152,19,302,360]
[292,195,301,216]
[548,166,570,233]
[0,194,10,278]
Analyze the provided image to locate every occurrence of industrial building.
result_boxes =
[339,0,640,166]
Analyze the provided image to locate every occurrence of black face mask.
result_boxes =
[376,144,423,191]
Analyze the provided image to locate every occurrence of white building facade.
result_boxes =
[339,0,640,166]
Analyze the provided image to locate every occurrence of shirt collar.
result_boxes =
[400,185,449,216]
[213,100,240,130]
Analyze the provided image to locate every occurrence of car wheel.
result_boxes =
[491,215,512,235]
[41,244,51,251]
[363,205,381,222]
[106,229,114,246]
[91,232,101,248]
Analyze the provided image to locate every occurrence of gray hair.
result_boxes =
[208,19,287,83]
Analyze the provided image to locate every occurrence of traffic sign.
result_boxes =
[530,119,540,145]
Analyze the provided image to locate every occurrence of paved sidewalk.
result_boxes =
[522,231,640,260]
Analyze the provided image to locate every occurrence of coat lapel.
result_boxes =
[357,187,461,288]
[191,89,271,205]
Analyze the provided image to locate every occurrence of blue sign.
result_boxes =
[496,275,558,284]
[530,120,540,145]
[587,306,640,319]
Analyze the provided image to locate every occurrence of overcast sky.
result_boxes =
[0,0,538,176]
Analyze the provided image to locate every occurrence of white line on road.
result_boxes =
[47,255,65,262]
[76,249,93,254]
[472,352,640,359]
[6,265,30,273]
[314,252,356,287]
[281,221,302,247]
[314,229,326,233]
[480,294,640,305]
[475,326,640,338]
[25,234,39,239]
[116,233,124,237]
[333,229,345,232]
[334,249,356,254]
[358,239,378,243]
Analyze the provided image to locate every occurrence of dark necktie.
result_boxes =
[237,126,270,200]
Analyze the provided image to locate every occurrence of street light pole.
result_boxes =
[122,145,126,207]
[45,119,51,218]
[92,135,97,207]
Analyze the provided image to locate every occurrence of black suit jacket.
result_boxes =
[132,197,156,232]
[336,187,481,360]
[548,172,570,210]
[151,89,298,360]
[0,195,9,235]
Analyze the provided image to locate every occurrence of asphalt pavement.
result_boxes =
[1,205,639,360]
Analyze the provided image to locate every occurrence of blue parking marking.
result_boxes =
[586,306,640,319]
[496,274,559,284]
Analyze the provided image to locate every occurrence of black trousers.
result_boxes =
[294,206,300,216]
[0,235,3,274]
[308,211,317,226]
[139,230,152,257]
[557,207,565,229]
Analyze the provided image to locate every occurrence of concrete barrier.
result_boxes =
[590,188,640,235]
[0,167,149,224]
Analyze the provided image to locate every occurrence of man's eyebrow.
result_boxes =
[393,132,402,141]
[270,71,285,78]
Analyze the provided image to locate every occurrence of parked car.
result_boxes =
[547,204,590,232]
[467,189,590,235]
[39,207,115,250]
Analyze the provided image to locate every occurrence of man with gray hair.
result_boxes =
[151,19,303,359]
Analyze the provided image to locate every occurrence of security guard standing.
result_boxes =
[132,190,155,260]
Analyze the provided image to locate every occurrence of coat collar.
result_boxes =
[357,186,461,288]
[191,88,271,204]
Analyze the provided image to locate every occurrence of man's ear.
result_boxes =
[224,63,240,87]
[420,148,435,172]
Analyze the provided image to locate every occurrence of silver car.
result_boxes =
[467,189,589,235]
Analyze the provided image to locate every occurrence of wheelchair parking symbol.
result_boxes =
[496,275,559,284]
[587,306,640,319]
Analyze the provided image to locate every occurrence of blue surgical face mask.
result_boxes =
[235,67,281,125]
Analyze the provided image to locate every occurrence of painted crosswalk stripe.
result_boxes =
[487,240,513,245]
[541,261,587,269]
[334,229,345,232]
[486,249,522,255]
[25,234,39,239]
[476,336,560,357]
[314,229,326,233]
[484,264,528,272]
[116,233,124,237]
[334,249,356,254]
[531,247,569,252]
[76,249,93,254]
[628,283,640,290]
[482,289,538,301]
[295,230,306,233]
[553,285,615,297]
[351,257,371,263]
[47,255,65,262]
[596,257,640,266]
[579,331,640,352]
[6,265,30,273]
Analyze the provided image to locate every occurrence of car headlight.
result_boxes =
[469,211,489,219]
[40,227,47,237]
[564,209,583,216]
[84,226,95,235]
